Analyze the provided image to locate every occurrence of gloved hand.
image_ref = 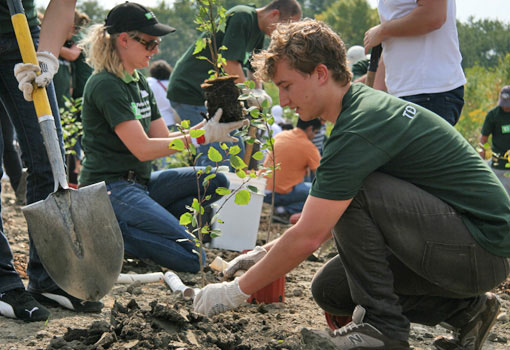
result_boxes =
[14,51,59,101]
[193,277,250,317]
[223,246,267,280]
[244,88,272,108]
[200,108,249,144]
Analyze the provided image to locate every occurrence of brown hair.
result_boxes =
[262,0,302,20]
[252,19,352,85]
[149,60,173,80]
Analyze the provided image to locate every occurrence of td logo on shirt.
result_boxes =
[402,105,417,119]
[502,124,510,134]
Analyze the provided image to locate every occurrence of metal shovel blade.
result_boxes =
[22,182,124,301]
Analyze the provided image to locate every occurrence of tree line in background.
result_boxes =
[43,0,510,143]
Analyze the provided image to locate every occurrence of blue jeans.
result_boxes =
[106,167,228,273]
[264,182,311,214]
[311,172,509,341]
[401,85,464,126]
[0,27,66,293]
[172,101,245,171]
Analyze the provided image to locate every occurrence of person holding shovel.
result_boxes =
[0,0,106,322]
[78,2,247,273]
[193,19,510,350]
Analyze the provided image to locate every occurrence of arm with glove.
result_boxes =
[14,0,75,101]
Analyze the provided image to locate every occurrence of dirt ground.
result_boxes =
[1,178,510,350]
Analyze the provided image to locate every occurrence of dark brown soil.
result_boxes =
[201,75,244,123]
[1,179,510,350]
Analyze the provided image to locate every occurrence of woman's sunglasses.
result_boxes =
[130,35,161,51]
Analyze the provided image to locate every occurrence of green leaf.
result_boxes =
[247,80,256,89]
[250,108,261,118]
[193,38,207,55]
[192,198,200,211]
[179,212,193,225]
[190,129,205,138]
[210,229,222,238]
[234,189,251,205]
[181,120,190,129]
[247,185,259,193]
[220,143,229,150]
[208,146,223,162]
[169,139,185,151]
[230,155,247,170]
[216,187,231,195]
[252,151,263,160]
[236,169,247,178]
[229,145,241,155]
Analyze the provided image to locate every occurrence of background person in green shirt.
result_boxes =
[192,19,510,350]
[480,85,510,194]
[167,0,301,169]
[79,2,246,274]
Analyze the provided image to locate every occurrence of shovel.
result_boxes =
[8,0,124,301]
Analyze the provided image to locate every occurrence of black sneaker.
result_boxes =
[433,292,501,350]
[0,288,50,322]
[30,288,103,313]
[308,305,410,349]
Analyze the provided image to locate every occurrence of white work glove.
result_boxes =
[14,51,59,101]
[244,88,272,108]
[193,277,250,317]
[201,108,249,144]
[223,246,267,280]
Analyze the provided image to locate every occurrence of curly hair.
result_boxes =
[252,19,352,86]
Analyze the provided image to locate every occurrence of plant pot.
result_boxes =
[201,75,244,123]
[247,275,286,304]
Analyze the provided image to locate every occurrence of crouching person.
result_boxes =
[78,2,247,272]
[192,19,510,350]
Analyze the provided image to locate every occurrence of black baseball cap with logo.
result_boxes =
[105,2,175,36]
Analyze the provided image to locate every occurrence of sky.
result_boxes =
[35,0,510,25]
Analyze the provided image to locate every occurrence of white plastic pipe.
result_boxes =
[164,271,198,298]
[116,272,164,284]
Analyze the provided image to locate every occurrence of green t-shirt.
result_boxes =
[481,106,510,169]
[79,70,160,187]
[167,5,264,106]
[71,32,93,99]
[0,0,38,34]
[53,58,71,109]
[351,58,369,81]
[311,83,510,257]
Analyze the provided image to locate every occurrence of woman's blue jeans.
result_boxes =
[0,27,66,293]
[106,167,228,273]
[264,181,311,214]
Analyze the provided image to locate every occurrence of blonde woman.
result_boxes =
[79,2,247,272]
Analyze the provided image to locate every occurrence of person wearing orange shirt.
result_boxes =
[263,118,321,221]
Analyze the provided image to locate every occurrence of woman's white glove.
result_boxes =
[14,51,59,101]
[193,277,250,317]
[244,88,272,108]
[201,108,249,144]
[223,246,267,279]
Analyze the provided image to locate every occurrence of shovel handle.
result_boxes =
[9,0,52,118]
[9,0,68,191]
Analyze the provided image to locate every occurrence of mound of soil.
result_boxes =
[1,179,510,350]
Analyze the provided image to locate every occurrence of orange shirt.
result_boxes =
[263,128,321,194]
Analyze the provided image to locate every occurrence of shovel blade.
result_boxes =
[22,182,124,301]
